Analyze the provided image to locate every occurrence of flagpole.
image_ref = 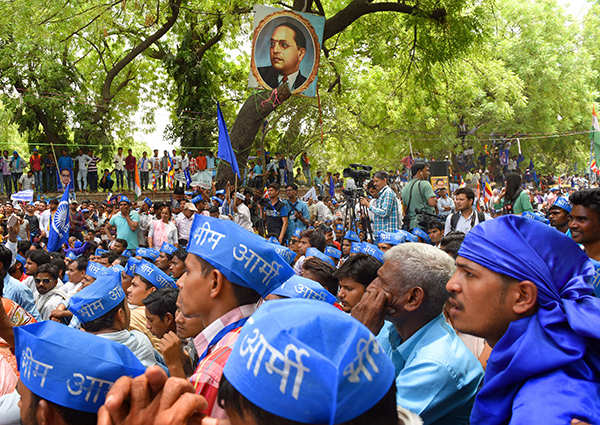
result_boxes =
[50,142,62,192]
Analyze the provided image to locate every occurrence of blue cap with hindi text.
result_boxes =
[305,247,335,268]
[271,275,336,305]
[292,228,302,238]
[268,236,280,245]
[324,246,341,259]
[360,243,384,262]
[191,194,203,204]
[125,257,141,277]
[411,228,432,244]
[15,320,145,413]
[134,260,176,289]
[223,299,394,425]
[68,272,125,323]
[136,247,160,261]
[268,242,297,265]
[335,224,344,232]
[95,248,108,256]
[86,261,107,279]
[211,196,223,206]
[15,254,26,266]
[350,242,363,254]
[186,215,294,297]
[143,197,152,208]
[160,242,177,256]
[118,195,130,204]
[551,196,572,213]
[399,230,418,243]
[376,231,403,246]
[344,230,360,242]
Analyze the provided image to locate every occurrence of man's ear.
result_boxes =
[403,287,425,312]
[298,47,306,63]
[512,280,538,316]
[209,269,225,299]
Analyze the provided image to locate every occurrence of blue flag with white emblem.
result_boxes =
[47,184,70,252]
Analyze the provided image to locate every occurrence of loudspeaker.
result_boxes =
[429,161,449,177]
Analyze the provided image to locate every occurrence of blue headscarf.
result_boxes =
[458,215,600,424]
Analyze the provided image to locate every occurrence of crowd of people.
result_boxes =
[0,154,598,425]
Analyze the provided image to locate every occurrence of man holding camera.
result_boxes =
[401,162,437,230]
[360,171,399,233]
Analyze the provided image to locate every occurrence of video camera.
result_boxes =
[343,163,372,187]
[415,208,442,231]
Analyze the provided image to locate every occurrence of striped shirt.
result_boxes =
[369,185,400,233]
[190,304,257,419]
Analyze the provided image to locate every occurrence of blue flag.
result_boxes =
[184,168,192,188]
[47,184,70,252]
[217,102,240,178]
[329,175,335,198]
[529,159,539,185]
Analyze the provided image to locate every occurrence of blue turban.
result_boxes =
[458,215,600,424]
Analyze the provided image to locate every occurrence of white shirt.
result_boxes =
[175,212,195,242]
[181,156,190,170]
[444,209,490,236]
[138,156,151,172]
[234,203,252,231]
[34,287,68,320]
[114,154,125,171]
[75,154,92,171]
[149,157,161,172]
[315,201,333,222]
[437,196,455,218]
[18,174,34,190]
[38,209,50,234]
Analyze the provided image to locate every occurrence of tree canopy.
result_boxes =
[0,0,598,175]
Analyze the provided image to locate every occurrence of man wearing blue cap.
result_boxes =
[548,196,571,234]
[181,215,294,418]
[69,271,160,368]
[353,243,483,424]
[98,299,408,425]
[13,320,145,425]
[127,260,176,351]
[156,242,177,273]
[106,196,140,251]
[446,215,600,424]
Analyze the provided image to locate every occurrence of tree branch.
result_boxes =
[102,0,181,103]
[195,14,224,62]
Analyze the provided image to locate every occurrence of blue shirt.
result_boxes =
[109,210,140,250]
[2,273,41,320]
[377,315,483,425]
[588,259,600,297]
[285,199,309,240]
[57,155,73,171]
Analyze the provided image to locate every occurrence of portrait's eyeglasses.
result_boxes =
[34,278,53,284]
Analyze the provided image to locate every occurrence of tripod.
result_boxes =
[342,191,374,242]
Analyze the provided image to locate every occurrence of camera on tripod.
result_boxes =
[343,164,372,187]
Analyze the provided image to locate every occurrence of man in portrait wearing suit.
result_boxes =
[258,22,308,91]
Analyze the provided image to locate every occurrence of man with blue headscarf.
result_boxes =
[446,215,600,424]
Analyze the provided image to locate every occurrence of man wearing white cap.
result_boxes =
[232,193,252,232]
[175,202,197,243]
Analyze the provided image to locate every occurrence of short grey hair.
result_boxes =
[384,243,455,320]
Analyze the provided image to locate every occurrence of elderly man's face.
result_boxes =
[368,261,406,322]
[445,256,517,344]
[270,25,305,77]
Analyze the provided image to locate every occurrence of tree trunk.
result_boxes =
[217,83,291,186]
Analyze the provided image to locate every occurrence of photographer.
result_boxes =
[401,162,437,230]
[360,171,399,233]
[285,183,309,242]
